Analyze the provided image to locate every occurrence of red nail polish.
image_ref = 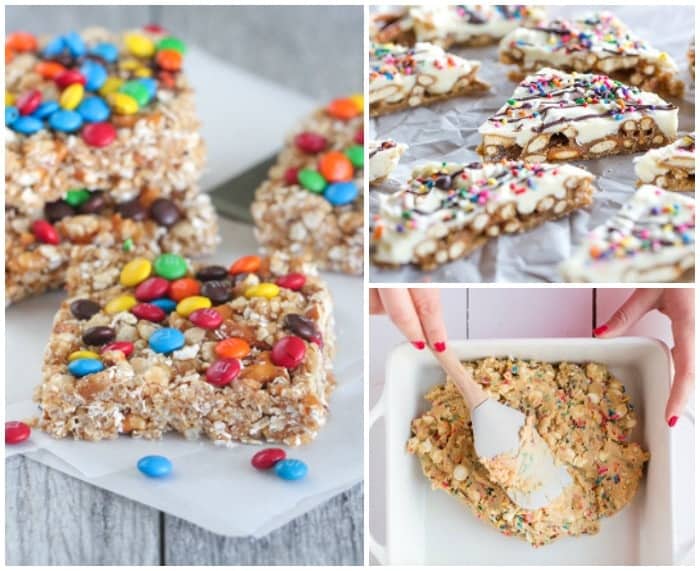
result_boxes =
[411,341,425,350]
[668,416,678,427]
[434,341,446,353]
[593,325,609,337]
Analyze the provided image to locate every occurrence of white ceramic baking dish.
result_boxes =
[370,337,674,565]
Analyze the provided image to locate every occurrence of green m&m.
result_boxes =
[153,253,187,280]
[298,169,326,194]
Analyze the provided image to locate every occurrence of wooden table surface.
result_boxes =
[5,5,364,565]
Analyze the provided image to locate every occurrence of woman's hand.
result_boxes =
[594,288,694,427]
[369,288,447,352]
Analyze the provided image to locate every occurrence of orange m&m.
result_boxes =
[229,255,260,275]
[319,151,354,182]
[327,97,360,120]
[215,338,251,359]
[169,277,201,301]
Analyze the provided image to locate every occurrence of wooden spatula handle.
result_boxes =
[433,348,488,411]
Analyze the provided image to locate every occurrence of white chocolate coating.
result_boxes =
[369,139,408,182]
[634,133,695,184]
[501,12,679,78]
[373,160,594,265]
[479,68,678,147]
[411,5,546,44]
[561,185,695,282]
[369,42,481,105]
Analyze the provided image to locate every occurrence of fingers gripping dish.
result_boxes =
[370,42,489,117]
[251,97,364,275]
[407,357,649,547]
[36,247,336,446]
[499,12,684,97]
[478,68,678,163]
[371,160,596,270]
[561,185,695,283]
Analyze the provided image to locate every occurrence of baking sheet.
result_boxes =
[369,4,695,283]
[5,47,362,538]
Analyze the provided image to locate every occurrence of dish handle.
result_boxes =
[368,388,387,565]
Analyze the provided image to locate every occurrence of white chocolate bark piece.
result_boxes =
[370,5,545,47]
[561,185,695,283]
[370,42,489,116]
[478,68,678,162]
[634,133,695,191]
[369,139,408,183]
[371,159,596,269]
[411,5,545,47]
[500,12,684,96]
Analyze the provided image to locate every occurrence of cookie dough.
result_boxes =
[407,357,649,547]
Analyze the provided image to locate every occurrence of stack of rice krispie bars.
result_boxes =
[5,27,218,303]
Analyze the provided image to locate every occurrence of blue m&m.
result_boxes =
[33,101,60,119]
[151,298,177,313]
[77,97,110,123]
[48,109,83,132]
[90,42,119,63]
[5,106,19,126]
[274,459,308,481]
[10,115,43,135]
[324,182,358,206]
[68,358,105,377]
[137,455,173,478]
[149,327,185,353]
[80,60,108,91]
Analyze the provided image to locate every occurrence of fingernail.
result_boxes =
[593,325,609,337]
[411,341,425,350]
[434,341,446,353]
[668,416,678,427]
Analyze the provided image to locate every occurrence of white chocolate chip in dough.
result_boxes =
[453,464,468,481]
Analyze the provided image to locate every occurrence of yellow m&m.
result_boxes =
[68,350,100,362]
[244,283,280,299]
[60,83,84,110]
[109,92,139,115]
[100,76,123,96]
[176,296,211,317]
[105,294,137,315]
[120,258,152,286]
[124,33,155,58]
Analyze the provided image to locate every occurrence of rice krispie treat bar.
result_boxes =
[371,5,545,48]
[371,159,596,270]
[634,133,695,191]
[5,27,205,211]
[35,247,336,446]
[478,68,678,163]
[407,357,648,546]
[370,42,489,117]
[369,139,408,184]
[252,96,363,275]
[499,12,684,97]
[6,190,218,303]
[5,28,218,303]
[561,185,694,282]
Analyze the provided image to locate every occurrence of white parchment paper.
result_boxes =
[369,5,695,283]
[5,48,362,538]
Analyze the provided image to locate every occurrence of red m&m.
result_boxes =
[6,421,31,444]
[101,341,134,357]
[131,302,166,322]
[294,132,327,154]
[271,336,306,369]
[205,359,241,387]
[189,308,223,329]
[135,276,170,301]
[32,219,60,245]
[251,448,286,470]
[276,273,306,291]
[82,122,117,148]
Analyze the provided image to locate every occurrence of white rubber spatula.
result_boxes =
[433,348,572,510]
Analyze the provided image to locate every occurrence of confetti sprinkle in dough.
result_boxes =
[407,357,649,547]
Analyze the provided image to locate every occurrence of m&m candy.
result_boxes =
[137,455,172,478]
[6,421,31,445]
[274,459,308,481]
[149,327,185,354]
[251,448,286,470]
